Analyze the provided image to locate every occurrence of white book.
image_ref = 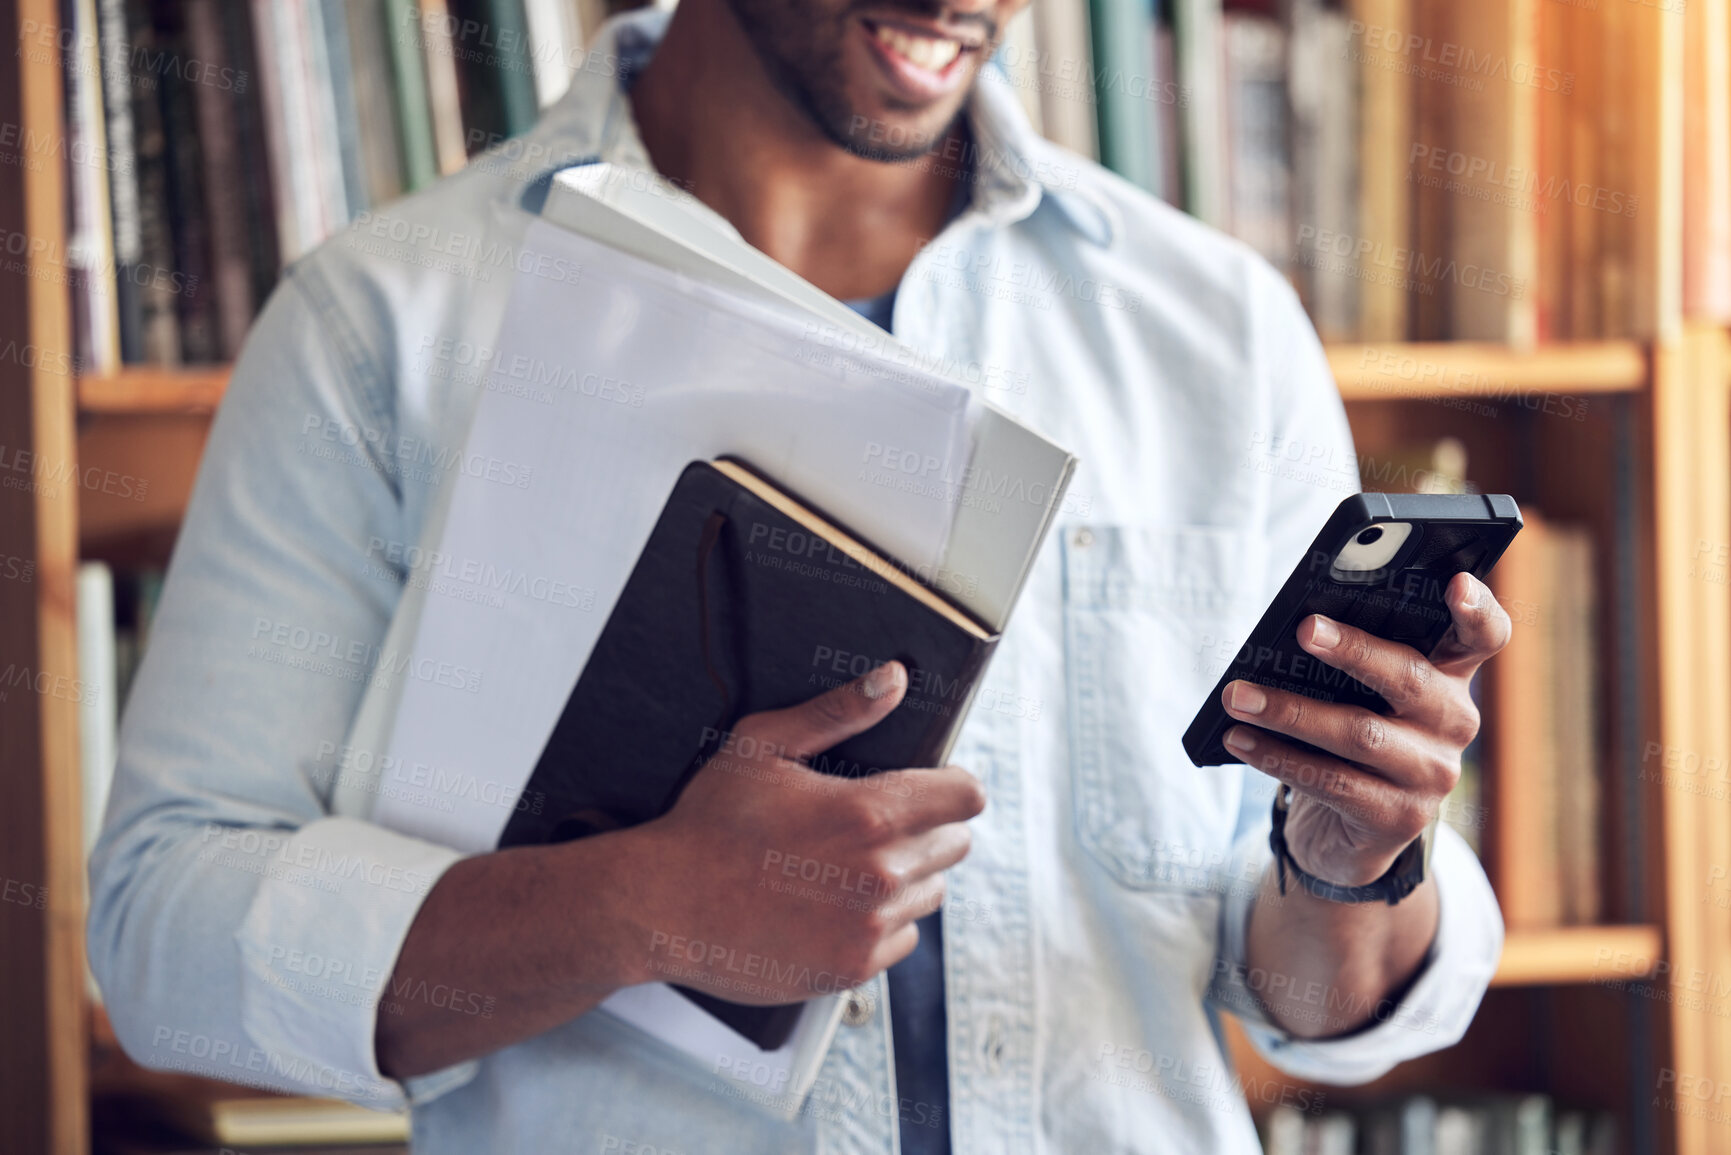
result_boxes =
[65,0,121,374]
[76,563,118,864]
[523,0,582,108]
[351,166,1074,1115]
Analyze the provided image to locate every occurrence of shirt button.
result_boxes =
[1073,528,1094,548]
[841,989,874,1027]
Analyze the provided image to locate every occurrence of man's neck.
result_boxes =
[629,0,966,300]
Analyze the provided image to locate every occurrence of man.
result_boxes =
[89,1,1506,1151]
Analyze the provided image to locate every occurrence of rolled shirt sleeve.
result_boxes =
[1209,817,1503,1084]
[87,259,476,1109]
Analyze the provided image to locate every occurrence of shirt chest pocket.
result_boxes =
[1061,524,1266,891]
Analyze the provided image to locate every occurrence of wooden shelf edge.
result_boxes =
[78,367,231,415]
[79,342,1651,414]
[1330,341,1648,401]
[1490,924,1664,987]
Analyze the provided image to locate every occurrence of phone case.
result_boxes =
[1182,492,1523,767]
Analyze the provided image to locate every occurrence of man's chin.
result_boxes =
[830,106,967,164]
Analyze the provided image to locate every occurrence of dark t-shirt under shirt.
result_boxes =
[841,285,951,1155]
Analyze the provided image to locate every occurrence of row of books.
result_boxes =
[1261,1094,1618,1155]
[62,0,612,375]
[1349,441,1603,929]
[1014,0,1723,343]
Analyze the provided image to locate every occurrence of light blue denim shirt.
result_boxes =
[89,10,1503,1153]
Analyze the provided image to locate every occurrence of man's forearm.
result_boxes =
[1242,862,1439,1039]
[374,830,656,1079]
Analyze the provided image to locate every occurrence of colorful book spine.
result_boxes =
[384,0,441,190]
[1088,0,1161,192]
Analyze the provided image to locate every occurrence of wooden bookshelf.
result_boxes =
[77,368,230,416]
[1328,342,1649,401]
[69,342,1656,421]
[1492,925,1664,987]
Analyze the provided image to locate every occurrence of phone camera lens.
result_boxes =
[1356,527,1385,546]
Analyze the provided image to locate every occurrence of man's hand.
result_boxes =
[632,660,987,1003]
[1220,572,1512,887]
[377,660,983,1079]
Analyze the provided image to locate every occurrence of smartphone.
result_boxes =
[1182,492,1523,767]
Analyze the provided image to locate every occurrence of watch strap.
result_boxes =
[1268,786,1427,905]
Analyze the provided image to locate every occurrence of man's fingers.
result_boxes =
[856,765,987,834]
[1288,614,1456,722]
[877,873,949,930]
[751,661,908,762]
[1223,725,1437,843]
[865,921,922,976]
[1429,572,1514,676]
[882,821,974,885]
[1221,680,1460,793]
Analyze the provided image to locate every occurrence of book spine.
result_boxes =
[319,0,372,217]
[1287,0,1356,342]
[1172,0,1226,227]
[1487,512,1562,927]
[182,0,257,361]
[153,4,219,364]
[996,4,1045,138]
[346,0,410,207]
[66,0,121,375]
[1447,0,1539,345]
[298,0,355,231]
[1088,0,1161,192]
[521,0,576,109]
[1221,11,1290,272]
[418,0,472,173]
[1030,0,1099,158]
[220,2,284,293]
[96,0,142,363]
[486,0,541,137]
[122,0,180,365]
[383,0,440,190]
[1682,0,1731,320]
[76,562,118,863]
[1350,0,1410,342]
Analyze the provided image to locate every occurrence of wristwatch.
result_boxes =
[1267,785,1433,905]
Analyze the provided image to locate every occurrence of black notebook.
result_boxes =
[497,458,998,1048]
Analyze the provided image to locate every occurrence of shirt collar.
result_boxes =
[523,6,1115,246]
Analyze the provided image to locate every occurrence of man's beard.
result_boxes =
[720,0,986,163]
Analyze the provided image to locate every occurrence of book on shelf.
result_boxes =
[1287,0,1355,342]
[1263,1094,1617,1155]
[1088,0,1162,194]
[1486,508,1602,928]
[1446,0,1539,347]
[1028,0,1098,159]
[1221,4,1289,274]
[147,1090,408,1147]
[76,562,167,869]
[1682,0,1731,321]
[64,0,122,376]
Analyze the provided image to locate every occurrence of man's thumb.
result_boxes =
[765,661,908,763]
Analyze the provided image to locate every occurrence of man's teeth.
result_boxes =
[872,24,962,72]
